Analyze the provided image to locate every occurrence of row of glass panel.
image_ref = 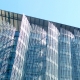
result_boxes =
[0,16,21,31]
[0,10,22,20]
[0,10,48,27]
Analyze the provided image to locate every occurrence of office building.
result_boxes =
[0,9,80,80]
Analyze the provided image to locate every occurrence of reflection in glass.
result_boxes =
[59,28,73,80]
[0,21,16,80]
[46,22,59,80]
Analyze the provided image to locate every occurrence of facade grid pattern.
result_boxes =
[0,10,80,80]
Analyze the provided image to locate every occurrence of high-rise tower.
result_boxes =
[0,9,80,80]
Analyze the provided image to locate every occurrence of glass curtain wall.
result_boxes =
[25,22,47,80]
[46,22,59,80]
[0,22,16,80]
[0,10,22,31]
[71,29,80,80]
[10,15,31,80]
[58,28,74,80]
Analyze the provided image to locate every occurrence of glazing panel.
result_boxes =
[0,16,2,22]
[40,19,43,26]
[59,28,73,80]
[14,13,17,19]
[0,21,16,80]
[6,17,9,22]
[2,10,5,16]
[14,20,18,29]
[0,10,1,15]
[18,14,22,20]
[6,12,8,17]
[31,17,34,23]
[35,18,39,24]
[10,19,13,25]
[10,12,13,18]
[18,20,21,30]
[2,17,5,22]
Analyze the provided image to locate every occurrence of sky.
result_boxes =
[0,0,80,27]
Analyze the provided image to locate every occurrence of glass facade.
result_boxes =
[0,21,16,80]
[58,28,74,80]
[0,10,22,31]
[0,9,80,80]
[25,23,47,80]
[46,22,59,80]
[10,15,31,80]
[71,30,80,80]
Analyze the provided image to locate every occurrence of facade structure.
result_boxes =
[0,9,80,80]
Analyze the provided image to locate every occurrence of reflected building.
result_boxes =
[0,9,80,80]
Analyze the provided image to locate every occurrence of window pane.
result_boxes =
[31,17,34,23]
[10,19,13,25]
[40,19,43,26]
[6,18,9,22]
[18,14,22,20]
[27,16,30,22]
[2,10,5,16]
[18,21,21,30]
[0,16,2,24]
[0,10,1,15]
[3,17,5,22]
[14,20,18,30]
[14,13,17,19]
[6,12,8,17]
[35,18,39,24]
[44,20,48,27]
[10,12,13,18]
